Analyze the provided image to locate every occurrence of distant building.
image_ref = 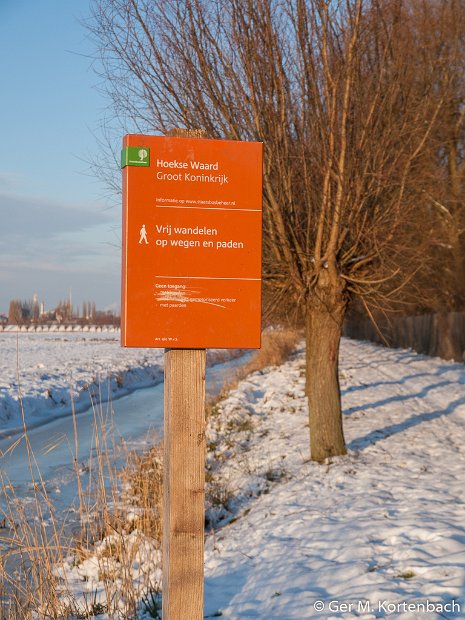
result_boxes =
[5,294,120,327]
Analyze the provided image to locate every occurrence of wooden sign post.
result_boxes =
[121,133,262,619]
[163,348,206,619]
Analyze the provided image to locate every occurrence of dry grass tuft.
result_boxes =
[242,328,301,374]
[120,445,163,543]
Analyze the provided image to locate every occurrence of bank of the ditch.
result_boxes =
[0,330,300,619]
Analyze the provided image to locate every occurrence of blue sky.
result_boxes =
[0,0,121,315]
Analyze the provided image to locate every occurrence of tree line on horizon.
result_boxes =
[89,0,465,462]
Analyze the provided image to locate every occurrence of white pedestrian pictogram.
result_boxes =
[139,224,149,244]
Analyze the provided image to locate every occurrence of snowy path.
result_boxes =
[203,339,465,619]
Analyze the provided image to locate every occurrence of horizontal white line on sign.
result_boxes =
[155,275,261,281]
[155,204,261,212]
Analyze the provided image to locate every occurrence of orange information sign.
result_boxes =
[121,134,263,349]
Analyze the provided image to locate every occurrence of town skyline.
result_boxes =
[3,291,119,326]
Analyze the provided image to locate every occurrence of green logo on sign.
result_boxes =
[121,146,150,168]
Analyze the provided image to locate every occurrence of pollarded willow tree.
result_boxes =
[90,0,449,461]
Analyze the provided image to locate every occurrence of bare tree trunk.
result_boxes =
[306,271,347,462]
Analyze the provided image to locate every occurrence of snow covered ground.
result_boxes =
[0,331,237,435]
[53,337,465,619]
[203,338,465,619]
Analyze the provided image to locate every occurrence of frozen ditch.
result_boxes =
[0,343,251,515]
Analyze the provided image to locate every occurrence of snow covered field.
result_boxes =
[0,332,235,435]
[0,331,164,434]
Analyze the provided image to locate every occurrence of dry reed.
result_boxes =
[0,377,162,619]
